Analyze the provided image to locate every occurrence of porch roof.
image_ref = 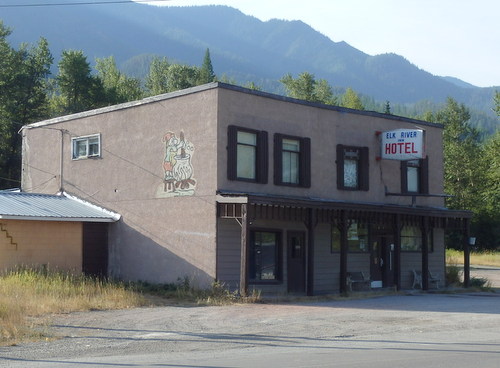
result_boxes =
[0,191,120,222]
[216,191,472,220]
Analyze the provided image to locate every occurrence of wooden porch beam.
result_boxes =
[306,208,316,296]
[339,210,348,294]
[239,204,249,297]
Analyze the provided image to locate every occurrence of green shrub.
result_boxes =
[445,265,462,286]
[469,277,491,289]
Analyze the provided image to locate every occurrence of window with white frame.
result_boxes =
[72,134,101,160]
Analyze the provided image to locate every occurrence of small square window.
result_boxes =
[72,134,101,160]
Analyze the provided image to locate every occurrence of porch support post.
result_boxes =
[306,208,316,296]
[393,214,402,290]
[239,203,249,297]
[421,216,430,290]
[340,210,348,293]
[463,218,471,288]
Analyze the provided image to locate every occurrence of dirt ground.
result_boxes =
[469,266,500,287]
[1,268,499,367]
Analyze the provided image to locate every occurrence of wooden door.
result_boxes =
[82,222,108,278]
[371,236,395,287]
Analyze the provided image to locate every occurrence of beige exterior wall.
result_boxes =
[216,87,444,207]
[0,220,82,273]
[21,84,449,291]
[22,88,221,286]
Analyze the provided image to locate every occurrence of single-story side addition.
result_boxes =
[19,82,472,295]
[0,191,119,275]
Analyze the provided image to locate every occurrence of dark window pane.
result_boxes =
[250,231,279,281]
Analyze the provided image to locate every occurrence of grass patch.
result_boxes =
[130,277,261,306]
[0,268,148,345]
[446,249,500,267]
[0,270,260,346]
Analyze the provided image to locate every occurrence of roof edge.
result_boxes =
[61,192,121,222]
[216,82,444,129]
[22,83,220,130]
[22,82,442,131]
[0,215,116,222]
[217,190,473,218]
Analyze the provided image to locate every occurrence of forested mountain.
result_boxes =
[1,1,498,131]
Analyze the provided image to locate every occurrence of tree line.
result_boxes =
[278,72,500,250]
[1,22,499,249]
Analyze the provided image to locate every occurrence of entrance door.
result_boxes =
[371,236,394,288]
[287,231,306,293]
[83,223,108,278]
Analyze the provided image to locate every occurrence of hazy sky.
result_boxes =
[138,0,500,87]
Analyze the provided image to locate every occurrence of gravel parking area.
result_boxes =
[1,267,499,367]
[1,289,500,367]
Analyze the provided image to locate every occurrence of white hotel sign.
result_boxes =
[381,129,424,160]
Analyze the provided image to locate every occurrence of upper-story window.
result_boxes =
[227,125,268,183]
[401,157,429,194]
[336,145,369,191]
[274,134,311,187]
[72,134,101,160]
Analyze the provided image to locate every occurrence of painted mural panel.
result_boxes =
[156,131,196,197]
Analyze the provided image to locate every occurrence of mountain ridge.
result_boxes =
[1,2,498,130]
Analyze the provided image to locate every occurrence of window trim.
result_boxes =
[336,145,369,191]
[227,125,268,183]
[401,156,429,194]
[71,134,101,160]
[274,133,311,187]
[248,229,283,284]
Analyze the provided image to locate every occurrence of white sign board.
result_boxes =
[381,129,424,160]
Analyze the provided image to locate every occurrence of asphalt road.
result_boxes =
[1,291,500,368]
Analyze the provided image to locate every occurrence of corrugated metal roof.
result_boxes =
[0,192,120,222]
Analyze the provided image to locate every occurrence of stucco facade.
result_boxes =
[0,220,82,272]
[21,83,471,293]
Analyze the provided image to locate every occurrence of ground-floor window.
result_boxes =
[401,226,433,252]
[331,221,369,253]
[249,230,281,282]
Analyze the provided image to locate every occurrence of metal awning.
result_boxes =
[0,191,120,222]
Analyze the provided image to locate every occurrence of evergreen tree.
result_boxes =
[145,57,170,96]
[198,48,216,84]
[494,90,500,116]
[166,64,200,92]
[384,100,391,114]
[0,22,53,189]
[483,130,500,216]
[53,50,104,114]
[340,88,364,110]
[95,56,143,104]
[436,98,486,214]
[280,72,336,104]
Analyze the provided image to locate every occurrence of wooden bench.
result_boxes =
[412,269,441,289]
[347,272,371,291]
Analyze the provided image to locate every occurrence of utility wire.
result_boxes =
[0,0,173,8]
